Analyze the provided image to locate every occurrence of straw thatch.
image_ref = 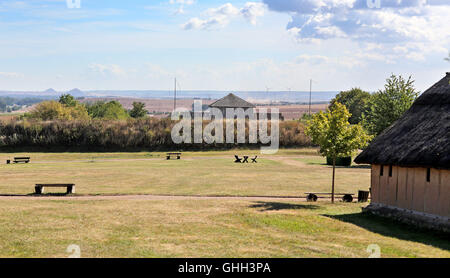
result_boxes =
[209,93,255,108]
[355,72,450,169]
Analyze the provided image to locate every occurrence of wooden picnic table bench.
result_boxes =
[35,184,75,195]
[305,192,355,202]
[13,157,30,164]
[234,155,258,163]
[166,152,182,160]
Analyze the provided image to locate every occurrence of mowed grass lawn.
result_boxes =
[0,149,447,258]
[0,199,448,258]
[0,149,370,196]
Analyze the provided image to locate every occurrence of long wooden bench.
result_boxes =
[35,184,75,195]
[305,192,354,202]
[14,157,30,163]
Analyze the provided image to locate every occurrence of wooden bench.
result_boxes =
[14,157,30,163]
[166,152,181,160]
[35,184,75,195]
[305,192,355,202]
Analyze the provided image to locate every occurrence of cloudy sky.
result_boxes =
[0,0,449,92]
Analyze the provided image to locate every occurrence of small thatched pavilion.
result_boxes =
[209,93,256,115]
[209,93,284,120]
[355,73,450,231]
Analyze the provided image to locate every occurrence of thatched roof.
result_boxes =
[209,93,255,108]
[355,72,450,169]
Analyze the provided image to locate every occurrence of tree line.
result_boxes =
[23,94,148,121]
[0,118,311,151]
[0,97,48,113]
[329,74,419,136]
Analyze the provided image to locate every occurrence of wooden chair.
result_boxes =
[234,155,242,163]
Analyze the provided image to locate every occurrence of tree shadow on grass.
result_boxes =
[324,212,450,252]
[308,163,371,169]
[250,201,320,212]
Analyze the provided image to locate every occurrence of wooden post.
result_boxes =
[308,79,312,116]
[332,157,336,203]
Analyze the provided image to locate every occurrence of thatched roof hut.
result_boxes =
[355,73,450,232]
[209,93,255,109]
[355,72,450,169]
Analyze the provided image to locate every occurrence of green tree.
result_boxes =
[129,102,148,118]
[306,102,371,203]
[86,101,129,120]
[330,88,371,124]
[0,99,6,112]
[59,94,77,107]
[30,101,67,120]
[363,74,419,136]
[30,100,89,121]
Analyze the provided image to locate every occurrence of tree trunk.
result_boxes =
[332,157,336,203]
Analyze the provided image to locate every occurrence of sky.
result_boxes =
[0,0,449,92]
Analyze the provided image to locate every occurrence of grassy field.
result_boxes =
[0,198,448,258]
[0,149,370,196]
[0,149,448,258]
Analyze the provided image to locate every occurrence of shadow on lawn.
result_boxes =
[315,164,371,169]
[0,193,74,197]
[324,212,450,252]
[250,201,320,212]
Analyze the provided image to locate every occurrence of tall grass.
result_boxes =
[0,118,311,151]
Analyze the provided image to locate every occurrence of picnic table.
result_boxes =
[167,152,182,160]
[35,184,75,195]
[234,155,258,163]
[305,192,354,202]
[13,157,30,164]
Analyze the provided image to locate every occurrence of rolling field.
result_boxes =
[0,149,448,258]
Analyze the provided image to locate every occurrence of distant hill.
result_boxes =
[66,88,85,97]
[43,88,58,95]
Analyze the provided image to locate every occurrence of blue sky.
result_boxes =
[0,0,449,92]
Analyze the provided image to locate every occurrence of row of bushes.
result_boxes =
[0,118,312,151]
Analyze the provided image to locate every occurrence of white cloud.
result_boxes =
[263,0,450,61]
[88,63,127,77]
[295,54,329,64]
[0,72,23,78]
[182,2,266,30]
[169,0,195,15]
[241,2,266,25]
[169,0,195,5]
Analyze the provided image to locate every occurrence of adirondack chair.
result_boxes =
[234,155,242,163]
